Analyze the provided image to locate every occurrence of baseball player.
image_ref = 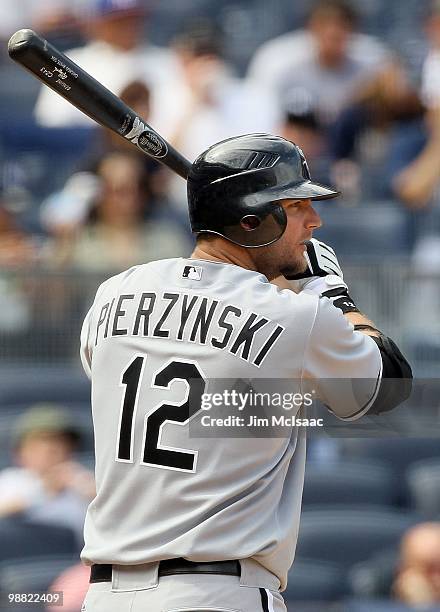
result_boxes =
[80,134,412,612]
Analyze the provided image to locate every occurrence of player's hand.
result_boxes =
[286,239,347,294]
[287,238,344,280]
[287,239,360,314]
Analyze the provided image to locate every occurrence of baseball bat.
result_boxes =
[8,29,191,179]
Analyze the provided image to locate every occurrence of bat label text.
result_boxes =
[50,55,78,79]
[56,79,71,91]
[40,67,53,78]
[125,117,168,158]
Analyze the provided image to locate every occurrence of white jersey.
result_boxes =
[80,257,382,590]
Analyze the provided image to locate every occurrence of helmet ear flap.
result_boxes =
[223,203,287,247]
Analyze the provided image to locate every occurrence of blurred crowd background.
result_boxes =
[0,0,439,611]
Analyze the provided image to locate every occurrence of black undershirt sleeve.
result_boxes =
[366,335,413,415]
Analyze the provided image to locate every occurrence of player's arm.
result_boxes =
[288,239,412,418]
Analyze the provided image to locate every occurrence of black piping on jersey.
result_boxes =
[327,358,383,421]
[260,588,269,612]
[329,333,413,420]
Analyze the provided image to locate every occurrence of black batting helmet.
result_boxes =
[187,133,339,247]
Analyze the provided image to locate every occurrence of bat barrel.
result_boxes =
[8,29,191,179]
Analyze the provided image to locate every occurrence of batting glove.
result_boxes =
[286,239,359,314]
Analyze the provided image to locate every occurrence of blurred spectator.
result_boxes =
[40,80,168,235]
[34,0,179,132]
[46,562,90,612]
[278,88,331,185]
[421,0,440,112]
[47,150,191,271]
[0,194,42,334]
[0,199,40,268]
[170,21,278,157]
[0,404,95,538]
[329,57,423,200]
[166,20,278,210]
[393,522,440,607]
[247,0,389,127]
[0,0,87,42]
[391,0,440,212]
[387,1,440,279]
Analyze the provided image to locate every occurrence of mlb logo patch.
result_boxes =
[182,265,202,280]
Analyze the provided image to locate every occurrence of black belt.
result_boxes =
[90,558,241,583]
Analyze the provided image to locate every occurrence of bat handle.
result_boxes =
[164,148,192,179]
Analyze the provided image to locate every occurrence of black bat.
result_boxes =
[8,29,191,179]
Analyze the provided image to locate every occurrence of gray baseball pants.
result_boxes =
[81,559,287,612]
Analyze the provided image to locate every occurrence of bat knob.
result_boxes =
[8,29,37,58]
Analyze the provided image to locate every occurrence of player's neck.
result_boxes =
[191,239,257,273]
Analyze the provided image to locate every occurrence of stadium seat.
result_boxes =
[405,336,440,378]
[295,508,419,569]
[0,517,79,562]
[0,62,41,118]
[340,439,440,505]
[349,548,399,598]
[302,460,397,507]
[285,558,348,601]
[406,458,440,518]
[0,555,76,598]
[0,121,94,200]
[344,600,432,612]
[314,202,411,259]
[0,365,90,406]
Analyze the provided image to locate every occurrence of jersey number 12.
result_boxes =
[116,355,206,472]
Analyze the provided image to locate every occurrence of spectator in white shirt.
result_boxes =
[34,0,179,132]
[247,0,389,126]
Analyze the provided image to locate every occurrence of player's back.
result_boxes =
[80,257,319,588]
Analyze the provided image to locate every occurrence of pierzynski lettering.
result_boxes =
[94,291,284,367]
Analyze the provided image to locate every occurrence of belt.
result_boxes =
[90,558,241,583]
